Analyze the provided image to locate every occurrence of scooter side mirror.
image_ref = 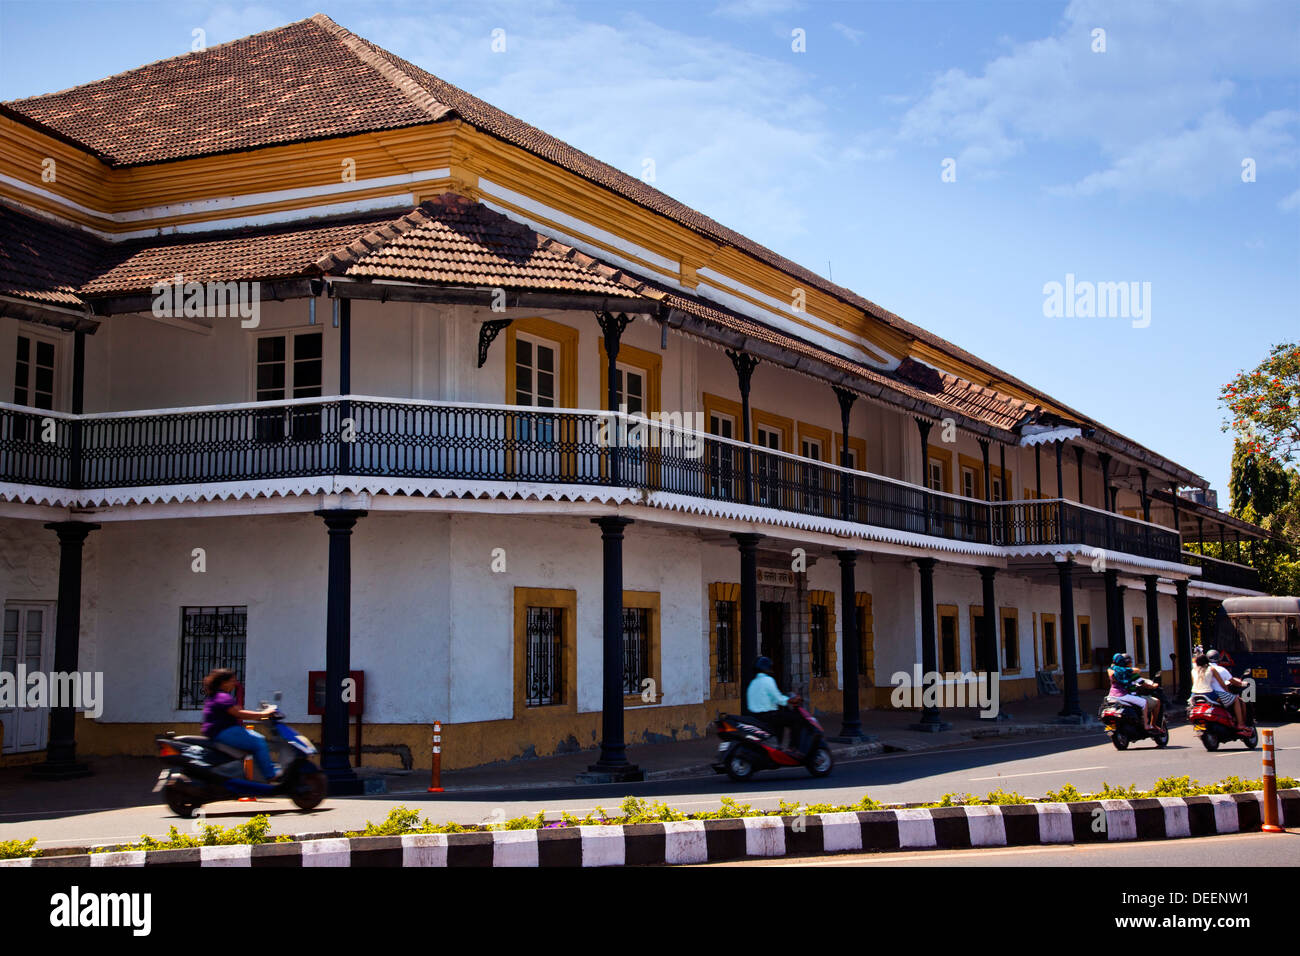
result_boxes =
[273,691,283,703]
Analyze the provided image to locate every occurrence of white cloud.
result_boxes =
[1281,188,1300,212]
[831,22,864,45]
[894,0,1300,198]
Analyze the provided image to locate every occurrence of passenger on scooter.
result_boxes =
[1196,650,1249,732]
[200,668,282,781]
[746,656,799,750]
[1106,653,1159,732]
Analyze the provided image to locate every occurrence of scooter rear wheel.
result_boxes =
[1200,733,1220,751]
[292,770,328,811]
[807,744,834,778]
[1110,731,1129,750]
[725,750,756,782]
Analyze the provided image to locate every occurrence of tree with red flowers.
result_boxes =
[1220,341,1300,466]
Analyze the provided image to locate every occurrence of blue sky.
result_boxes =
[2,0,1297,503]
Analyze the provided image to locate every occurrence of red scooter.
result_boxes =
[711,695,833,782]
[1188,694,1259,751]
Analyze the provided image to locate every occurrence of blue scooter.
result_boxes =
[154,692,327,817]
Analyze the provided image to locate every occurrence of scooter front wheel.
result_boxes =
[164,780,199,819]
[292,769,328,811]
[1241,727,1259,749]
[725,750,756,782]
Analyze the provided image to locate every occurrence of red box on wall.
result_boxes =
[307,670,364,716]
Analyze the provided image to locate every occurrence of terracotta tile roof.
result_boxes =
[0,202,106,306]
[315,195,651,296]
[2,19,442,166]
[81,210,413,296]
[0,13,1086,417]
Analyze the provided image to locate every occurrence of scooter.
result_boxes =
[711,695,833,781]
[1099,677,1169,750]
[153,693,328,818]
[1188,695,1259,751]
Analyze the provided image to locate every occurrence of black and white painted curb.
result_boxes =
[5,790,1295,868]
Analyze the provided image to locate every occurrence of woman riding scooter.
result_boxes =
[1192,651,1249,732]
[1106,653,1161,732]
[200,668,282,781]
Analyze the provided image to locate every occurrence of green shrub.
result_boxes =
[1044,783,1085,803]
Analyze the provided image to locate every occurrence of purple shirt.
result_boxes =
[201,691,239,738]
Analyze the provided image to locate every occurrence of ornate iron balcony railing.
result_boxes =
[1180,551,1262,591]
[0,397,1189,564]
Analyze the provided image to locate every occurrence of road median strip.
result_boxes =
[3,779,1295,867]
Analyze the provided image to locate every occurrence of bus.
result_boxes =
[1211,597,1300,717]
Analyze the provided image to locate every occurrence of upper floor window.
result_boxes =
[256,331,322,401]
[14,334,56,409]
[927,457,946,492]
[614,364,645,415]
[515,334,557,408]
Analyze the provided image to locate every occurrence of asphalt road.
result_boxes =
[3,721,1295,850]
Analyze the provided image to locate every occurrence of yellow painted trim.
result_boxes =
[796,421,834,461]
[1078,614,1094,670]
[622,590,662,707]
[957,452,985,498]
[598,339,662,415]
[1041,612,1059,669]
[752,408,793,451]
[927,445,953,493]
[855,592,874,686]
[708,582,742,701]
[936,603,960,673]
[808,589,838,692]
[504,316,579,408]
[513,586,578,717]
[999,606,1021,674]
[834,434,868,471]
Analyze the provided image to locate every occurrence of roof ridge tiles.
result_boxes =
[307,13,454,122]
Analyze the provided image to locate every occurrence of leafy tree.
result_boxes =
[1220,341,1300,465]
[1227,441,1300,595]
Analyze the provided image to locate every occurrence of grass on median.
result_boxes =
[7,773,1296,860]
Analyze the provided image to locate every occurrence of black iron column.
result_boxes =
[833,550,864,740]
[1115,583,1128,654]
[1175,579,1193,700]
[915,418,933,532]
[316,508,366,793]
[1074,446,1086,503]
[1143,575,1161,680]
[1098,452,1112,551]
[1056,558,1082,718]
[978,566,998,712]
[597,311,634,487]
[31,522,100,779]
[834,386,857,522]
[911,558,950,731]
[1034,444,1043,542]
[733,533,763,714]
[587,516,643,780]
[1104,568,1121,657]
[979,438,992,542]
[70,330,85,489]
[338,297,353,476]
[727,350,758,505]
[1054,441,1066,543]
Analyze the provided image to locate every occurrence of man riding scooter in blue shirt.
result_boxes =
[747,656,801,750]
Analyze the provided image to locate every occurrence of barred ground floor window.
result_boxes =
[513,588,577,717]
[178,606,247,709]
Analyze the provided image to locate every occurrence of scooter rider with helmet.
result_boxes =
[1107,652,1162,732]
[746,656,801,750]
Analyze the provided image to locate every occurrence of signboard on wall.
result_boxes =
[757,569,796,588]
